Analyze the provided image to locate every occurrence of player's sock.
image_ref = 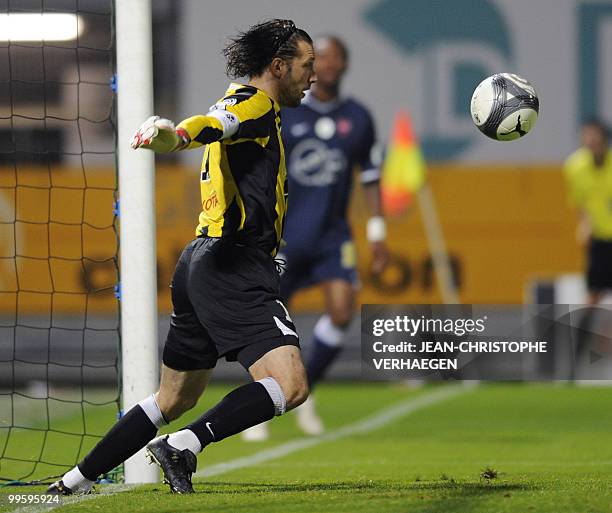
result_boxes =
[61,466,95,493]
[572,307,596,378]
[166,428,202,455]
[306,315,346,389]
[179,378,284,451]
[76,394,167,481]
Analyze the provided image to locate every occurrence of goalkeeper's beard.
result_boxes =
[278,73,304,108]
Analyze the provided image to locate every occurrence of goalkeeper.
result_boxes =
[48,19,316,495]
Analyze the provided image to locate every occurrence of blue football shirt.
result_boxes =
[281,94,380,252]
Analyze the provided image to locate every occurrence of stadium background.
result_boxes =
[6,0,607,312]
[1,1,612,508]
[2,0,608,385]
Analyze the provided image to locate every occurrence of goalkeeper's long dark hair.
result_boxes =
[223,19,312,78]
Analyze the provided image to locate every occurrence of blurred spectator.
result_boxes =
[563,119,612,375]
[563,119,612,305]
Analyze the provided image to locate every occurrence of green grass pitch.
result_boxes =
[1,382,612,512]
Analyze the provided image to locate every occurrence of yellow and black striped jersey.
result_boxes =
[176,83,287,256]
[564,147,612,240]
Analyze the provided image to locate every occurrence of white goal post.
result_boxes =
[116,0,160,484]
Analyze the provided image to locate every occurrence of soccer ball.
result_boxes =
[470,73,539,141]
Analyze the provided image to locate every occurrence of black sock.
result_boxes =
[77,405,158,481]
[573,307,596,377]
[184,382,275,447]
[307,336,342,389]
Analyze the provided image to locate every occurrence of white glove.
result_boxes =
[130,115,181,152]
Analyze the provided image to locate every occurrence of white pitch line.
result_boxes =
[197,384,470,478]
[10,384,470,512]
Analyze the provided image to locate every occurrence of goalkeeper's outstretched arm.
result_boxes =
[130,110,239,152]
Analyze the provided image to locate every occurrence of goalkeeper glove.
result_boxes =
[130,116,190,152]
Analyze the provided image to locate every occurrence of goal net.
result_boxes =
[0,0,120,485]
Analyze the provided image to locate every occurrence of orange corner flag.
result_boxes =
[380,111,426,216]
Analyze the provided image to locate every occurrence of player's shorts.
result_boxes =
[279,239,359,300]
[163,237,300,371]
[587,238,612,291]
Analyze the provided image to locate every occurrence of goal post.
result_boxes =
[115,0,159,484]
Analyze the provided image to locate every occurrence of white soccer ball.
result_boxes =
[470,73,539,141]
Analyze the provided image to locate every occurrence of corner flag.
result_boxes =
[380,111,426,216]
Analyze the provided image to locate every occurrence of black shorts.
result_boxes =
[163,237,300,371]
[587,238,612,291]
[279,238,358,301]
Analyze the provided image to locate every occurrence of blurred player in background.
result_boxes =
[564,119,612,305]
[563,119,612,371]
[48,19,316,495]
[243,36,388,441]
